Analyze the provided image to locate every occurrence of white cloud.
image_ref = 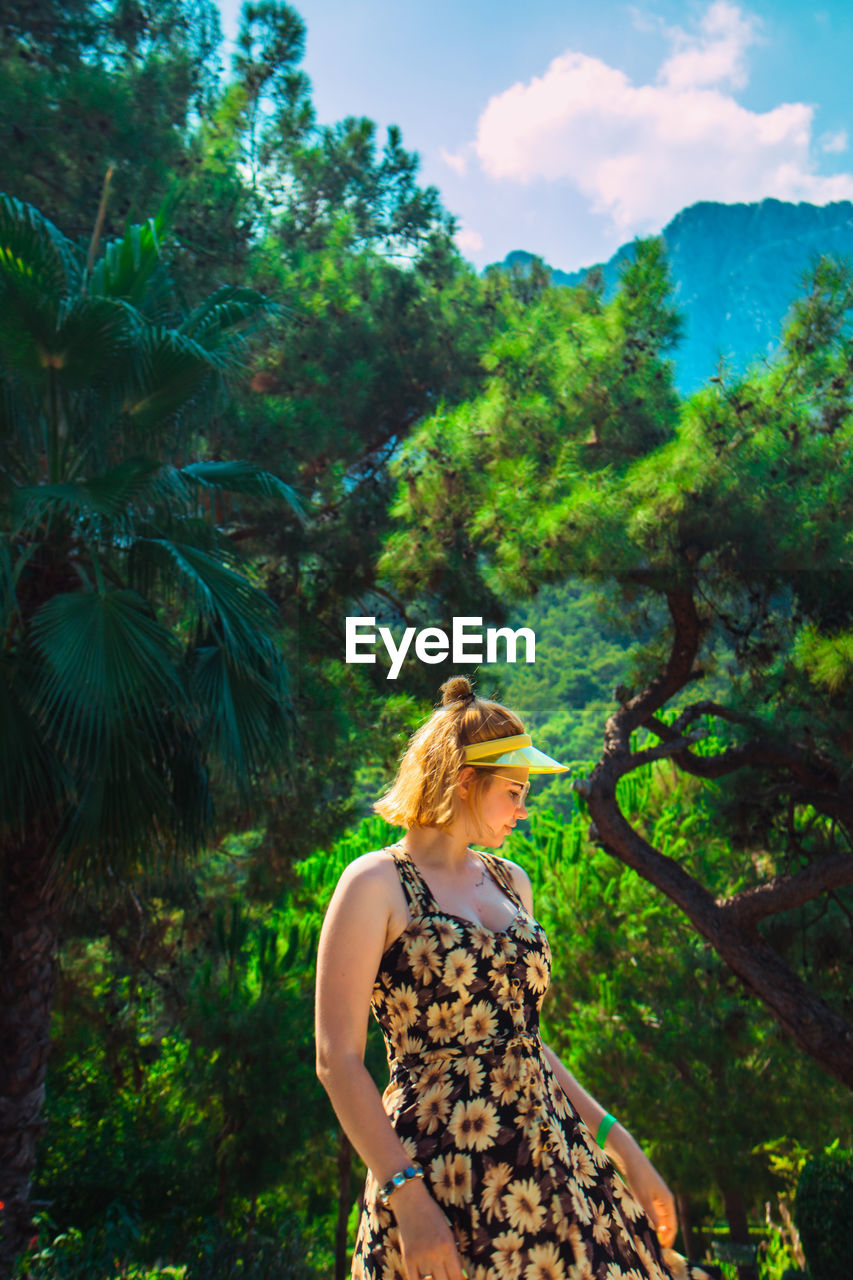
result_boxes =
[441,146,469,177]
[455,225,484,254]
[473,2,853,235]
[627,5,661,36]
[659,0,759,92]
[820,129,848,154]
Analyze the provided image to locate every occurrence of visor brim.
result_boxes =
[468,744,569,774]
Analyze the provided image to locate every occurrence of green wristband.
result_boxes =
[595,1112,617,1149]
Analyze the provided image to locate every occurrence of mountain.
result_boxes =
[495,199,853,394]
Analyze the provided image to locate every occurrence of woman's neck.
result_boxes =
[401,823,472,871]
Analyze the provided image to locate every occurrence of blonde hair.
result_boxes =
[374,677,525,830]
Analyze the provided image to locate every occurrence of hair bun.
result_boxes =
[440,676,475,707]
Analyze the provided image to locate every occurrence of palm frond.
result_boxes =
[124,326,233,429]
[0,196,84,386]
[178,285,275,348]
[12,458,162,535]
[180,460,305,520]
[0,539,39,631]
[128,463,198,525]
[0,192,291,876]
[0,252,63,385]
[140,538,281,658]
[191,642,292,793]
[87,216,164,306]
[48,295,135,388]
[49,696,212,879]
[58,729,180,872]
[0,192,81,299]
[0,287,131,399]
[30,588,186,762]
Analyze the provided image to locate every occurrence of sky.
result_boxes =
[216,0,853,273]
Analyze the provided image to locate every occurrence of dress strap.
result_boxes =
[477,851,525,910]
[387,845,438,917]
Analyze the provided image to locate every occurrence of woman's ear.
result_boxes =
[457,765,476,799]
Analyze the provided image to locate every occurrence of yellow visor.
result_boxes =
[464,733,569,774]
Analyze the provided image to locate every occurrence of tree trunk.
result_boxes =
[335,1129,353,1280]
[0,837,60,1279]
[675,1188,695,1259]
[722,1186,758,1280]
[247,1194,257,1257]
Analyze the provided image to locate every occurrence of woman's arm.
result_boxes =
[502,855,678,1248]
[315,854,467,1280]
[540,1042,678,1247]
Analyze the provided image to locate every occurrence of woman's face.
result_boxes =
[460,766,530,846]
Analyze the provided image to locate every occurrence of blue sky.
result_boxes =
[216,0,853,272]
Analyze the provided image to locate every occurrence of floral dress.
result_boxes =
[351,845,710,1280]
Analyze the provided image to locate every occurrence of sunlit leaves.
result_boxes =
[794,624,853,694]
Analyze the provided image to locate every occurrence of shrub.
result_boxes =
[793,1143,853,1280]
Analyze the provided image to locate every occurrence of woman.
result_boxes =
[315,677,710,1280]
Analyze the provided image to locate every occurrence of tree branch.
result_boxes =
[585,581,853,1088]
[718,852,853,926]
[646,701,762,736]
[584,789,853,1088]
[610,732,707,778]
[643,706,843,812]
[605,586,704,753]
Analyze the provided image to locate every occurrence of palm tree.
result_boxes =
[0,193,301,1272]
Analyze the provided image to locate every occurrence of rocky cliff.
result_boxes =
[496,199,853,394]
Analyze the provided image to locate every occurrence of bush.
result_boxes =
[793,1143,853,1280]
[12,1212,314,1280]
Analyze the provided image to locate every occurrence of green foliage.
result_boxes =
[181,899,322,1208]
[0,194,298,872]
[477,580,652,775]
[756,1215,804,1280]
[24,817,403,1277]
[793,1144,853,1280]
[295,814,400,918]
[384,238,853,734]
[1,0,507,877]
[0,0,235,281]
[14,1211,313,1279]
[232,1,313,183]
[382,240,682,611]
[214,206,504,864]
[35,878,331,1269]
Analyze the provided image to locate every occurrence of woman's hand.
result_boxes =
[392,1180,468,1280]
[619,1146,677,1247]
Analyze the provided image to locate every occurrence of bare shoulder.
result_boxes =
[329,848,400,904]
[490,853,534,913]
[318,848,403,963]
[315,849,405,1054]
